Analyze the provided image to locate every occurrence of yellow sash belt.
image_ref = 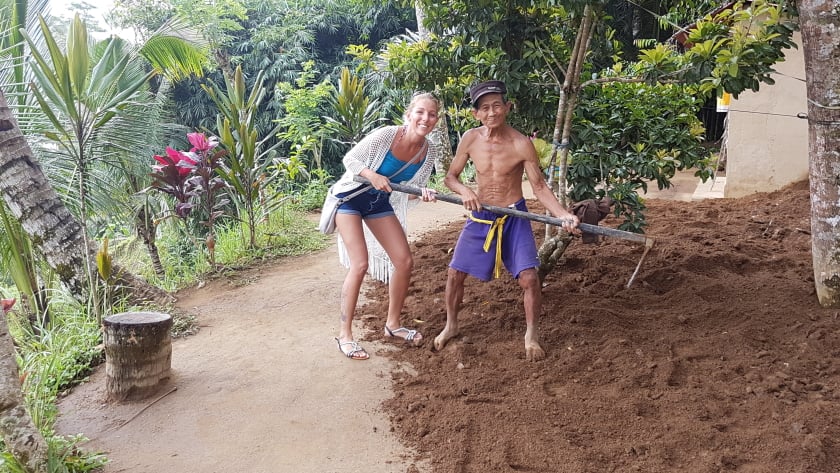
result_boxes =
[469,213,509,279]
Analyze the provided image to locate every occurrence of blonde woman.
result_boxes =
[331,93,441,360]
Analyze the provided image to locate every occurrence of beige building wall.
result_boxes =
[723,32,809,198]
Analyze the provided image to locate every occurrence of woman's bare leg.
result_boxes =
[365,215,422,344]
[335,213,369,358]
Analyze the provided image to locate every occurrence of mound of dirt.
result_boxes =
[361,180,840,472]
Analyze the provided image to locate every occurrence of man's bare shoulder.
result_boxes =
[505,125,531,143]
[461,127,483,141]
[456,127,483,153]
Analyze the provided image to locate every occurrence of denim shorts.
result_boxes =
[336,188,395,219]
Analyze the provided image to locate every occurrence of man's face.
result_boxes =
[471,93,510,127]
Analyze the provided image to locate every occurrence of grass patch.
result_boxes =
[144,204,328,292]
[1,298,108,472]
[212,206,328,264]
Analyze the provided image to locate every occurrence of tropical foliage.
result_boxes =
[0,0,827,470]
[569,82,713,232]
[110,0,416,171]
[383,0,797,230]
[204,66,283,249]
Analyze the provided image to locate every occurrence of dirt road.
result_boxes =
[56,201,467,473]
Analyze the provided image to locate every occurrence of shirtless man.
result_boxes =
[433,80,580,361]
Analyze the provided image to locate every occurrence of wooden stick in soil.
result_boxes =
[116,386,178,430]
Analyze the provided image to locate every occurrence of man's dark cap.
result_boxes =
[469,80,507,106]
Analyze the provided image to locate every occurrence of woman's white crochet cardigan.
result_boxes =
[332,125,437,282]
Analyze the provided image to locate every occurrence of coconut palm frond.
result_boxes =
[152,15,208,47]
[139,16,210,83]
[84,92,184,222]
[36,145,83,210]
[0,0,48,107]
[140,35,208,82]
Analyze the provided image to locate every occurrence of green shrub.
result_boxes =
[1,298,106,472]
[568,82,714,231]
[292,177,330,212]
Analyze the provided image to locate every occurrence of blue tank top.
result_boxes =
[377,150,422,183]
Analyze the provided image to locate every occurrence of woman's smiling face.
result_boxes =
[405,96,440,136]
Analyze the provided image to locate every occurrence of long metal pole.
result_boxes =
[352,176,652,245]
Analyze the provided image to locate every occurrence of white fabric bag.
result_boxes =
[318,184,370,234]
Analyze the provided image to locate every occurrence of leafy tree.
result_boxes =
[109,0,174,42]
[569,81,711,232]
[275,61,335,171]
[385,0,796,232]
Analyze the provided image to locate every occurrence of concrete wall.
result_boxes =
[723,32,809,198]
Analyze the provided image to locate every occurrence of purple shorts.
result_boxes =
[449,199,540,281]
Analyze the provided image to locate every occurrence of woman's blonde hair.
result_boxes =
[404,92,442,119]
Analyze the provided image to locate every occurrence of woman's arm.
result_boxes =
[342,126,395,176]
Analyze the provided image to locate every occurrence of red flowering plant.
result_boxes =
[151,132,229,266]
[151,146,198,218]
[1,297,14,314]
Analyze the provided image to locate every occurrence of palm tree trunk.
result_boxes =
[0,90,172,305]
[0,302,48,473]
[135,206,165,277]
[0,91,89,298]
[798,0,840,307]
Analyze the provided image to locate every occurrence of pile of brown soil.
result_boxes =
[361,180,840,472]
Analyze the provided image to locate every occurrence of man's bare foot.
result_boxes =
[433,325,459,351]
[525,336,545,362]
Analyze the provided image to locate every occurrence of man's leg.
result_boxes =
[518,268,546,361]
[434,267,467,351]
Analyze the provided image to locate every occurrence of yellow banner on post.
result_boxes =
[716,92,731,112]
